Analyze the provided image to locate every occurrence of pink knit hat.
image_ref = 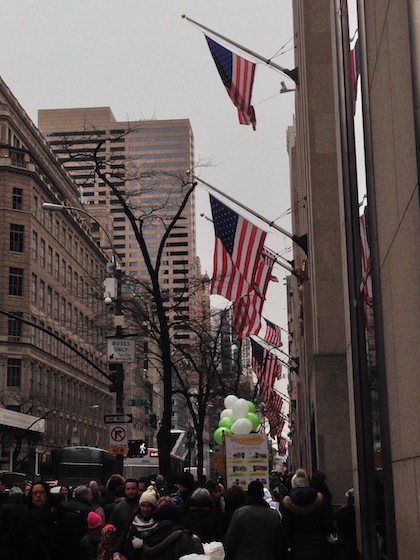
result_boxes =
[87,511,103,529]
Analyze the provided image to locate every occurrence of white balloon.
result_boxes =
[231,418,253,435]
[220,408,233,419]
[232,398,250,419]
[224,395,238,410]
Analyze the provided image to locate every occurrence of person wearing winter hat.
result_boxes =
[281,468,335,560]
[170,471,195,513]
[119,488,159,559]
[291,468,310,489]
[120,495,204,560]
[80,511,103,560]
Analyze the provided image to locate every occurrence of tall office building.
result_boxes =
[38,108,197,346]
[39,108,202,436]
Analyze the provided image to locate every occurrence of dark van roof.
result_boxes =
[0,471,28,489]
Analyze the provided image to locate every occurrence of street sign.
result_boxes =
[108,446,128,456]
[107,338,136,363]
[126,399,148,407]
[104,414,133,424]
[109,424,128,447]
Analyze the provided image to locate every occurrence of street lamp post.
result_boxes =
[42,203,125,417]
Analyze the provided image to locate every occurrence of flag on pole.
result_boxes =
[360,206,372,300]
[262,317,282,348]
[210,195,266,302]
[232,248,277,338]
[206,36,257,130]
[251,339,281,401]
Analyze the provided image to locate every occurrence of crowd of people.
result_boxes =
[0,468,357,560]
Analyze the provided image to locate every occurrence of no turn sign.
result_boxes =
[109,424,128,447]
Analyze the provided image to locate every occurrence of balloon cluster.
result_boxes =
[214,395,260,445]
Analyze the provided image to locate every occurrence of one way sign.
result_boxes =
[104,414,132,424]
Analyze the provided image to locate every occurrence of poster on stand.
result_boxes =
[225,433,269,490]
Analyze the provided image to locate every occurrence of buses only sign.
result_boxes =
[107,338,136,363]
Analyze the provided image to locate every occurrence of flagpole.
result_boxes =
[182,15,299,85]
[193,173,308,255]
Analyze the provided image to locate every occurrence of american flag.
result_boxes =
[251,339,281,401]
[206,36,257,130]
[360,207,372,300]
[210,195,266,302]
[262,317,282,348]
[232,248,277,338]
[278,436,287,455]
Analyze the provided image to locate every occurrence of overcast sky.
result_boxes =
[2,1,297,330]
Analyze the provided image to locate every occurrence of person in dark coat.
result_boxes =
[109,479,140,537]
[80,511,104,560]
[120,495,204,560]
[0,486,32,560]
[182,487,222,543]
[26,481,65,560]
[224,480,287,560]
[61,484,94,560]
[170,471,195,513]
[219,485,247,539]
[281,468,335,560]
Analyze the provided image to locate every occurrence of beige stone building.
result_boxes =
[0,78,114,476]
[288,1,420,558]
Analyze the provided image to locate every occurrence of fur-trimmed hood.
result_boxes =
[282,488,324,516]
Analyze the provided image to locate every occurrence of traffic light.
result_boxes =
[128,439,148,458]
[209,443,213,453]
[108,363,124,394]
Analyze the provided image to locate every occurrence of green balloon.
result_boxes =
[247,401,256,413]
[218,416,234,430]
[246,412,260,431]
[214,426,230,445]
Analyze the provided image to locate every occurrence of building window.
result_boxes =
[68,266,73,290]
[12,187,23,210]
[47,246,53,274]
[47,286,52,315]
[32,231,38,261]
[33,194,39,218]
[7,358,21,387]
[8,312,23,340]
[31,273,37,303]
[40,239,46,267]
[61,260,66,286]
[54,291,59,320]
[54,253,60,280]
[9,224,24,252]
[9,267,23,296]
[61,297,66,322]
[39,280,45,308]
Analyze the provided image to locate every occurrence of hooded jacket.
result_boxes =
[281,487,334,560]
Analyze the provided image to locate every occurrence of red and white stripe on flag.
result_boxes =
[360,208,372,300]
[229,53,257,129]
[232,248,277,338]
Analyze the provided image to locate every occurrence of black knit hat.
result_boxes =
[247,480,264,498]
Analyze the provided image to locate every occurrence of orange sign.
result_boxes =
[108,446,128,456]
